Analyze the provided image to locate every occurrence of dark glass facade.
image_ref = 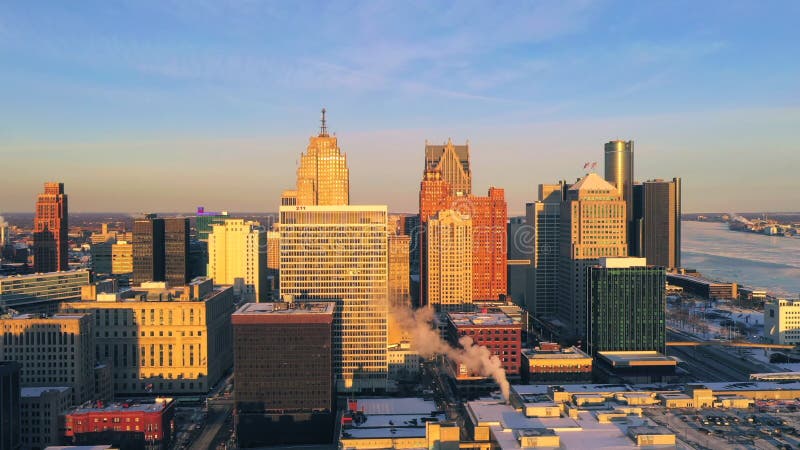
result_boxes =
[0,361,21,450]
[132,216,164,285]
[164,218,190,287]
[588,265,666,355]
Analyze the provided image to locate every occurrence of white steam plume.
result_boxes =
[392,305,510,402]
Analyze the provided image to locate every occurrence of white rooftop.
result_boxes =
[21,386,71,397]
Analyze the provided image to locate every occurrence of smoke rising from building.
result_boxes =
[391,305,510,402]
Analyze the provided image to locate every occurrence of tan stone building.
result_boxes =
[61,278,234,395]
[296,109,349,206]
[425,138,471,196]
[207,219,266,302]
[426,210,473,312]
[388,234,411,309]
[558,173,627,340]
[0,313,95,404]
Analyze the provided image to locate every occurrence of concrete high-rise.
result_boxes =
[33,182,68,273]
[604,140,634,224]
[164,217,190,287]
[426,210,472,312]
[296,109,350,206]
[207,219,267,302]
[425,139,471,195]
[0,361,21,450]
[111,241,133,275]
[587,257,666,356]
[558,173,627,342]
[632,178,682,269]
[132,215,165,285]
[232,302,334,447]
[525,182,567,319]
[279,205,388,393]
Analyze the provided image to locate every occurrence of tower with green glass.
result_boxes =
[587,257,665,356]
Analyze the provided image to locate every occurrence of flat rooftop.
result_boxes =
[448,311,516,327]
[68,398,172,415]
[598,351,677,367]
[522,346,591,360]
[234,301,334,315]
[21,386,71,397]
[6,313,87,320]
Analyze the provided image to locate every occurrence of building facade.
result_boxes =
[64,398,175,450]
[603,140,634,235]
[765,299,800,345]
[587,257,666,356]
[520,343,592,384]
[453,188,507,302]
[418,170,453,307]
[0,361,21,450]
[232,302,334,447]
[0,314,95,404]
[207,219,266,302]
[558,174,627,342]
[195,207,229,241]
[163,218,190,287]
[388,234,411,310]
[632,178,681,269]
[446,310,522,377]
[426,210,472,312]
[33,183,68,273]
[296,109,349,206]
[20,387,72,450]
[424,139,471,196]
[61,279,234,395]
[525,182,566,319]
[132,216,164,286]
[111,242,133,275]
[279,205,388,393]
[0,270,90,314]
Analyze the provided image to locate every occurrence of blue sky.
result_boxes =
[1,0,798,214]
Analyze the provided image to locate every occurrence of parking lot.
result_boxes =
[648,407,800,450]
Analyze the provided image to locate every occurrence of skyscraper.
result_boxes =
[632,178,682,269]
[453,187,507,302]
[0,361,21,450]
[604,140,634,217]
[558,173,627,342]
[33,182,68,273]
[195,207,229,241]
[279,205,388,393]
[388,234,411,310]
[207,219,267,302]
[164,217,190,287]
[525,182,567,318]
[418,169,453,306]
[132,215,165,285]
[296,109,350,206]
[587,257,666,355]
[426,210,472,312]
[424,139,471,195]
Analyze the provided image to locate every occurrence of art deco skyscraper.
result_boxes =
[426,210,473,312]
[279,205,388,393]
[452,187,507,301]
[33,182,68,272]
[296,109,350,206]
[604,140,634,227]
[418,169,453,306]
[425,138,471,195]
[207,219,267,302]
[558,173,627,342]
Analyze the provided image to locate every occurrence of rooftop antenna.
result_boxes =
[320,108,328,137]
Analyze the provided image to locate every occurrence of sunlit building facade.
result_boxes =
[279,205,388,393]
[426,210,472,312]
[207,219,266,302]
[296,109,349,206]
[33,182,68,273]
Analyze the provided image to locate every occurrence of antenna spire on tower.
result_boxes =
[320,108,328,136]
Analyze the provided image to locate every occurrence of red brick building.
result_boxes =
[33,182,68,272]
[446,309,522,377]
[64,398,174,450]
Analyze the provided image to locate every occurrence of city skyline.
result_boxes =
[1,1,799,214]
